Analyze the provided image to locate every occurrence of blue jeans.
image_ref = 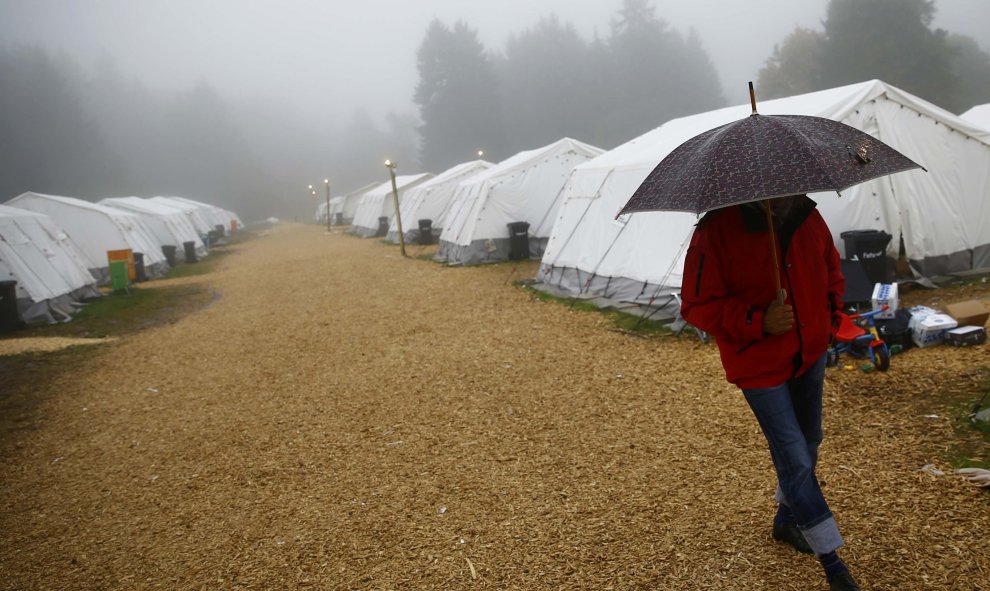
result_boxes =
[742,354,843,555]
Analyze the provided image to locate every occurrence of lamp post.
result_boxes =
[385,159,407,257]
[324,178,331,232]
[308,184,316,223]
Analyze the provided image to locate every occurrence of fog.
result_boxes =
[1,0,988,221]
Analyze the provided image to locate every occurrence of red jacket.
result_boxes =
[680,197,844,389]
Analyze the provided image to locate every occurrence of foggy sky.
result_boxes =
[2,0,988,133]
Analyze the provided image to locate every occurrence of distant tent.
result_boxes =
[436,137,604,266]
[351,173,433,238]
[101,197,207,257]
[149,196,214,235]
[960,103,990,131]
[6,192,169,283]
[327,182,379,226]
[539,80,990,312]
[166,196,243,233]
[315,199,334,224]
[386,159,493,244]
[0,204,100,323]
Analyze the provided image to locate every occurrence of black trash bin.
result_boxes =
[376,216,389,237]
[334,213,344,226]
[162,244,178,267]
[507,221,530,261]
[215,224,226,237]
[0,280,23,333]
[418,219,433,245]
[183,240,198,264]
[133,252,148,282]
[840,230,893,284]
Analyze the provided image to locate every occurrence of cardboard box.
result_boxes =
[945,326,987,347]
[945,300,989,327]
[908,306,958,348]
[871,283,898,319]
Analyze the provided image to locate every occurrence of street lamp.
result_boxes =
[385,159,407,257]
[324,178,331,232]
[478,150,484,158]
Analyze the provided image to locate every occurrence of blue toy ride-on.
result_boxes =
[826,306,891,372]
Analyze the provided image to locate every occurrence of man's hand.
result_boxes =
[763,301,794,335]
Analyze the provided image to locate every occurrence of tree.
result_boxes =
[414,19,505,170]
[0,46,112,201]
[757,28,826,100]
[497,15,596,151]
[819,0,957,106]
[595,0,724,147]
[946,33,990,114]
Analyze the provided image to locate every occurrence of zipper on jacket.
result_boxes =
[694,254,705,297]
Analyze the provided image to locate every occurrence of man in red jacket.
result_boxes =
[680,195,859,591]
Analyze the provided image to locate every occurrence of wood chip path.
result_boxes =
[1,224,988,590]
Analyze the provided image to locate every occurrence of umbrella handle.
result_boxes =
[764,200,785,304]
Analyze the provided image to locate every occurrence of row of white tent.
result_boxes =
[0,193,241,324]
[322,80,990,308]
[322,138,604,265]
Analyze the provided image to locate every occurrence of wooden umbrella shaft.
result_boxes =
[764,200,786,304]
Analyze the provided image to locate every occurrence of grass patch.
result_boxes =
[13,283,215,340]
[926,366,990,471]
[944,368,990,470]
[520,283,674,337]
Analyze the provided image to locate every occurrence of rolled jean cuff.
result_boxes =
[801,515,844,556]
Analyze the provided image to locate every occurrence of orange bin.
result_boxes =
[107,249,136,281]
[231,220,238,233]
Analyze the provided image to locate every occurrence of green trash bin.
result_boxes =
[109,259,130,293]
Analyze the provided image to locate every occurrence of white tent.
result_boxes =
[100,197,207,258]
[436,137,604,265]
[386,159,493,244]
[167,196,242,234]
[326,182,380,226]
[351,173,433,238]
[0,204,99,324]
[6,192,169,282]
[960,103,990,131]
[149,196,215,236]
[315,199,334,224]
[539,80,990,310]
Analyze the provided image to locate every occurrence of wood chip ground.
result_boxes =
[1,225,988,590]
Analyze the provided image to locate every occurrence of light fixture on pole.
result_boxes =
[324,178,331,232]
[385,159,407,258]
[477,150,484,158]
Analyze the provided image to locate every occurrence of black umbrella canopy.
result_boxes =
[618,113,925,216]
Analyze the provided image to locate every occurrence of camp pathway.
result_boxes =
[1,225,987,590]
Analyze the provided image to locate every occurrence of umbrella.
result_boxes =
[619,83,925,302]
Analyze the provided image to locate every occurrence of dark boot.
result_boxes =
[771,521,813,554]
[828,570,861,590]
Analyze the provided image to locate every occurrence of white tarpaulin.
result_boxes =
[101,197,207,257]
[149,196,215,235]
[167,196,242,233]
[0,204,99,323]
[386,159,493,244]
[960,103,990,131]
[326,182,380,225]
[539,80,990,307]
[436,137,604,265]
[7,192,169,283]
[350,173,433,238]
